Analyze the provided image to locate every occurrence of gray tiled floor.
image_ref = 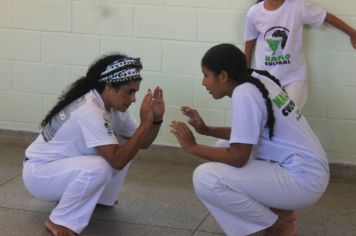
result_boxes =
[1,142,356,236]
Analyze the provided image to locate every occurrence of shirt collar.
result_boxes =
[90,89,107,111]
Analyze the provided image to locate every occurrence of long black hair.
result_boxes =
[201,43,281,139]
[256,0,263,3]
[41,53,140,127]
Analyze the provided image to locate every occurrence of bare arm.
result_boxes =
[245,39,257,67]
[203,126,231,140]
[190,143,252,167]
[181,106,231,140]
[170,121,252,168]
[97,90,155,170]
[140,122,161,149]
[180,106,230,140]
[96,122,151,170]
[325,12,356,49]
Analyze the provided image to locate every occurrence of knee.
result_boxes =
[193,163,221,199]
[83,157,113,185]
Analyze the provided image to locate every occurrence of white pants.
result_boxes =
[193,140,323,236]
[283,80,308,109]
[22,156,130,234]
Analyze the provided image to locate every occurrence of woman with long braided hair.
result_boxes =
[170,43,328,236]
[23,53,165,235]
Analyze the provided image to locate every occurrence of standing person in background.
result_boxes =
[244,0,356,108]
[171,43,329,236]
[23,54,165,236]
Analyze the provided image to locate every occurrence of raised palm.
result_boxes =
[152,86,165,121]
[181,106,208,135]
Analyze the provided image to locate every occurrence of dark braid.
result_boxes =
[247,68,281,87]
[241,74,276,139]
[201,43,279,139]
[41,53,132,127]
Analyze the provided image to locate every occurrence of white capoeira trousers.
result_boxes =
[284,80,308,109]
[22,155,130,234]
[193,140,322,236]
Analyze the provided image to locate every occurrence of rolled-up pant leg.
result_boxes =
[22,155,114,234]
[193,161,321,236]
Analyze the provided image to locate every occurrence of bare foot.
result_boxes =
[44,219,76,236]
[271,208,297,222]
[264,218,297,236]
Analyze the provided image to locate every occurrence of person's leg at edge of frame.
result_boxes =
[192,161,321,236]
[283,80,308,110]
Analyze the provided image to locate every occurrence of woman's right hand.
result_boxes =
[181,106,209,135]
[140,89,154,125]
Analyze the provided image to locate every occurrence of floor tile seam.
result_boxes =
[297,211,356,221]
[196,231,225,236]
[91,217,195,232]
[332,209,356,216]
[0,207,212,232]
[124,182,194,188]
[0,206,49,215]
[190,213,210,236]
[134,159,202,167]
[0,174,21,188]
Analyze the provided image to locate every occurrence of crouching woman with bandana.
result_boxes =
[170,44,329,236]
[22,54,165,236]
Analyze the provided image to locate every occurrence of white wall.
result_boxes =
[0,0,355,164]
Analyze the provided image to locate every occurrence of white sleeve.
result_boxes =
[111,111,138,139]
[302,1,327,27]
[78,109,118,148]
[229,93,263,145]
[244,8,260,41]
[117,112,138,138]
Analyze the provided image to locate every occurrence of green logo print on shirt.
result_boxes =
[273,90,301,119]
[266,39,280,55]
[264,26,291,66]
[273,90,289,108]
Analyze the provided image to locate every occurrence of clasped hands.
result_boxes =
[140,86,165,125]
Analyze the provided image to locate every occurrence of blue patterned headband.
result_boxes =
[99,57,142,83]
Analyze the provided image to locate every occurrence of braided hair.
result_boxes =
[201,43,281,139]
[41,53,141,127]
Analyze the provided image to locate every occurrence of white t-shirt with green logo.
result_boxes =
[229,73,329,193]
[25,90,138,162]
[244,0,326,86]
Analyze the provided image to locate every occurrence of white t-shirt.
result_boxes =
[244,0,326,86]
[26,90,138,162]
[229,72,329,193]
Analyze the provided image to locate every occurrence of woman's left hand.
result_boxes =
[170,121,197,153]
[152,86,165,122]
